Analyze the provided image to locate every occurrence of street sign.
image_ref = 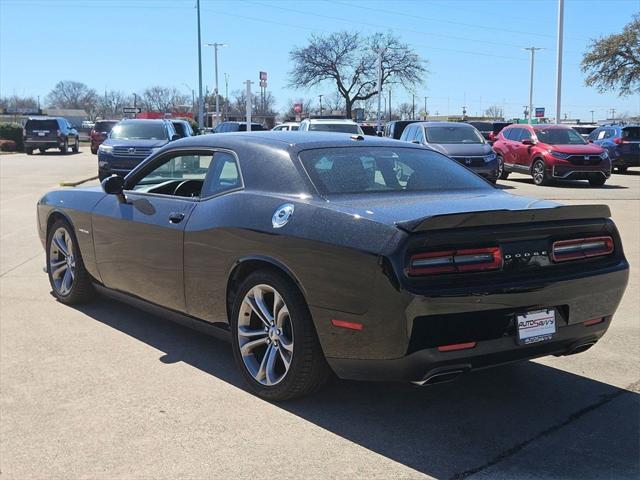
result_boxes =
[535,107,545,118]
[259,80,267,88]
[293,103,302,114]
[123,107,142,114]
[259,71,267,81]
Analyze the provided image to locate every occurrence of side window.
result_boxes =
[505,128,519,141]
[201,152,242,197]
[402,126,413,141]
[520,128,532,141]
[596,129,607,140]
[588,128,600,141]
[131,152,213,197]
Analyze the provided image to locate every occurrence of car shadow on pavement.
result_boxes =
[73,296,640,480]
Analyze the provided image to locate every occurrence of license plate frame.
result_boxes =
[517,309,556,345]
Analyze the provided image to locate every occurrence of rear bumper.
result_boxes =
[314,260,629,382]
[612,155,640,167]
[327,318,610,382]
[25,139,64,148]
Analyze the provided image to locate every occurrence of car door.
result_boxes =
[502,128,520,167]
[516,127,534,167]
[92,149,214,311]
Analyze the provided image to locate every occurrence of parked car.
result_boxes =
[171,119,195,138]
[90,120,119,154]
[272,122,300,131]
[97,119,178,180]
[214,122,266,133]
[400,122,499,182]
[383,120,419,140]
[493,124,610,186]
[587,124,640,173]
[23,117,79,155]
[358,123,378,136]
[467,121,512,144]
[298,118,364,134]
[37,131,629,400]
[568,124,598,140]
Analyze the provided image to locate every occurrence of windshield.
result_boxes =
[308,123,360,134]
[110,123,167,140]
[425,126,484,144]
[300,146,490,195]
[535,127,586,145]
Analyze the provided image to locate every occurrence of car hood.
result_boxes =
[103,138,169,148]
[325,190,557,226]
[542,143,604,154]
[426,143,492,156]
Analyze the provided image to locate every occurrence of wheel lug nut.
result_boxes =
[276,329,282,335]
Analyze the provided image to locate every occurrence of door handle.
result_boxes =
[168,212,185,224]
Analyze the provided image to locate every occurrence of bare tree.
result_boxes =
[289,31,426,117]
[0,94,38,112]
[46,80,98,117]
[140,86,189,112]
[582,14,640,96]
[484,105,504,119]
[395,102,414,120]
[230,89,277,115]
[96,90,130,119]
[280,97,314,120]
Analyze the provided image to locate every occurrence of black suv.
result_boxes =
[24,117,79,154]
[213,122,266,133]
[384,120,419,140]
[171,119,195,138]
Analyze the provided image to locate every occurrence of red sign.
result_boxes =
[293,103,302,114]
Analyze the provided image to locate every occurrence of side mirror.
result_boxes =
[101,175,126,202]
[521,138,534,145]
[171,134,181,141]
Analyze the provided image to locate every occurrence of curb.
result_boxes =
[59,175,98,187]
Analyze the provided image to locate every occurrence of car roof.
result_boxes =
[532,124,571,129]
[119,119,170,124]
[413,121,476,128]
[303,118,357,124]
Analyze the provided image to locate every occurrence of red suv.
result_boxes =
[493,124,611,186]
[90,120,119,154]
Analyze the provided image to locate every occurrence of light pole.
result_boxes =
[523,46,544,124]
[376,48,384,134]
[590,110,595,123]
[224,73,229,121]
[205,42,228,127]
[555,0,564,124]
[318,94,323,116]
[196,0,203,128]
[424,96,428,119]
[244,80,253,131]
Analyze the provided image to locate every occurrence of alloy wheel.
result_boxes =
[533,161,545,185]
[49,227,75,296]
[237,284,294,386]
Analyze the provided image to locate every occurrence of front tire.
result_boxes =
[532,159,551,186]
[588,175,607,186]
[46,219,94,304]
[60,139,68,154]
[72,137,79,153]
[497,155,509,179]
[230,270,330,400]
[617,166,628,174]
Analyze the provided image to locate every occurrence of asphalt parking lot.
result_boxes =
[1,148,638,480]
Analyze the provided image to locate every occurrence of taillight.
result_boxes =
[613,137,623,144]
[407,247,502,276]
[551,236,613,263]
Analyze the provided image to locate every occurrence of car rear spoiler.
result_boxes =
[395,204,612,233]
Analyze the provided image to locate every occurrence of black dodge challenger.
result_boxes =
[37,132,629,400]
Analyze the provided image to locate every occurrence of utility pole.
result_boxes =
[411,93,415,120]
[523,105,529,121]
[196,0,203,128]
[388,88,392,120]
[205,43,227,127]
[245,80,253,131]
[555,0,564,124]
[611,108,616,120]
[224,73,229,121]
[133,93,138,119]
[318,94,323,116]
[424,96,428,119]
[462,105,467,119]
[376,48,384,134]
[590,110,595,123]
[523,46,544,125]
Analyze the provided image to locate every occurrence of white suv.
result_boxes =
[298,118,364,134]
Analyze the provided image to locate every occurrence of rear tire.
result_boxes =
[26,148,33,155]
[46,218,95,304]
[230,270,330,400]
[59,139,68,154]
[497,155,509,179]
[39,147,46,154]
[532,159,551,186]
[617,166,628,174]
[72,137,79,153]
[588,175,607,186]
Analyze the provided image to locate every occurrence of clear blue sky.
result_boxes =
[1,0,638,121]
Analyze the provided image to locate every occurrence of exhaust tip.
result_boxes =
[566,341,596,355]
[412,368,467,386]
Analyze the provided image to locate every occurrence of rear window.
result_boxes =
[238,124,265,131]
[308,123,360,134]
[25,119,58,131]
[110,122,167,140]
[425,125,484,144]
[94,121,117,132]
[300,146,490,195]
[468,122,492,132]
[622,127,640,140]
